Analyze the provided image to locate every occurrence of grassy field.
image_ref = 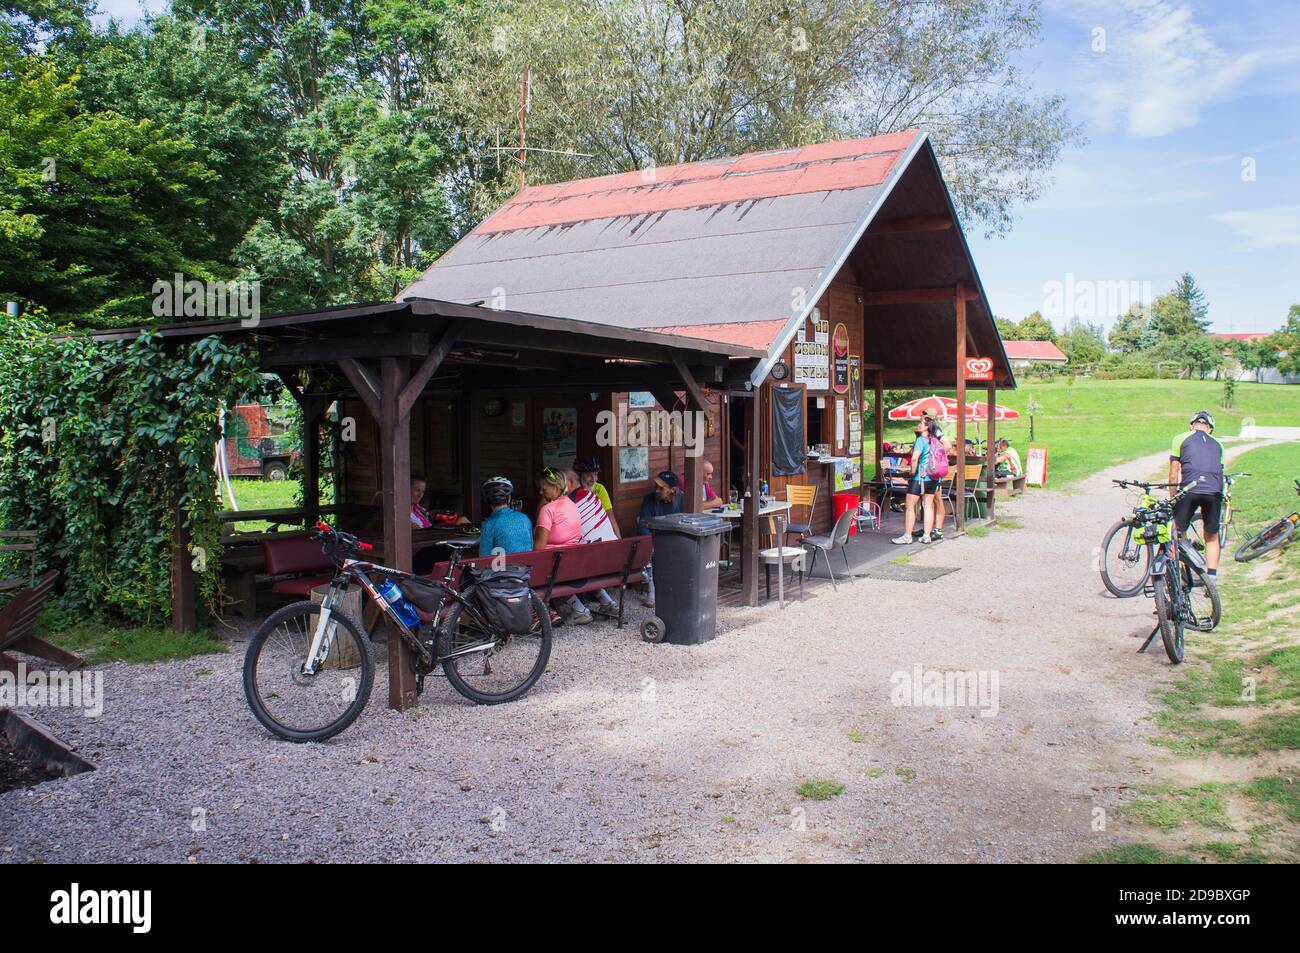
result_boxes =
[880,379,1300,485]
[1090,440,1300,863]
[221,477,333,532]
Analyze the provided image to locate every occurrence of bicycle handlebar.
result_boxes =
[310,520,373,561]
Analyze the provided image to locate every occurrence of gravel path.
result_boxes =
[0,445,1275,863]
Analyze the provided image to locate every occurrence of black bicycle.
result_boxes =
[1133,483,1220,663]
[1099,480,1171,598]
[243,522,552,742]
[1234,480,1300,562]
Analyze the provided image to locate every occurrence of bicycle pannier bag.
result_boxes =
[397,577,446,621]
[926,436,950,479]
[470,566,534,633]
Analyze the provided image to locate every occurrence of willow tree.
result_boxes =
[450,0,1080,236]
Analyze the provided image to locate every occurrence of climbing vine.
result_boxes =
[0,309,269,624]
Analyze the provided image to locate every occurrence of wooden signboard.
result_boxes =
[1025,447,1048,486]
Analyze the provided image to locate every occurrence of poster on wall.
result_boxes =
[629,391,656,408]
[793,315,830,390]
[832,323,850,393]
[835,399,846,449]
[619,446,649,483]
[542,407,577,470]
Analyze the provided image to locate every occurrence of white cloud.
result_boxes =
[1210,204,1300,249]
[1053,0,1300,138]
[91,0,168,28]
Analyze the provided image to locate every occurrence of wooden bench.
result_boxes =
[262,537,334,598]
[0,570,83,675]
[0,529,37,594]
[993,473,1027,496]
[428,536,653,628]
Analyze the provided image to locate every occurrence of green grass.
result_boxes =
[878,379,1300,486]
[1118,782,1234,831]
[864,768,883,778]
[964,525,991,538]
[795,778,845,800]
[42,620,225,665]
[1082,844,1198,864]
[1243,776,1300,821]
[223,477,334,532]
[895,767,916,783]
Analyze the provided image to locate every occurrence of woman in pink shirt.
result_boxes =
[533,467,591,623]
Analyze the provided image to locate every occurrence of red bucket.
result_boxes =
[833,492,859,536]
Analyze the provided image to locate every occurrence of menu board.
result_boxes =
[1026,448,1048,486]
[793,316,830,390]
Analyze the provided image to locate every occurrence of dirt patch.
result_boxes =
[0,733,63,794]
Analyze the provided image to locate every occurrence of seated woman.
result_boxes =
[534,467,592,625]
[479,476,532,555]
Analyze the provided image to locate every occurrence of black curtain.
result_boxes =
[772,386,806,476]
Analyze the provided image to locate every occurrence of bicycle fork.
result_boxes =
[303,588,341,675]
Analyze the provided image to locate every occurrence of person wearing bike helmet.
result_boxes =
[1170,410,1225,574]
[478,476,532,556]
[572,456,618,535]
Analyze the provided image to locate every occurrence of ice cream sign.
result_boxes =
[965,356,994,381]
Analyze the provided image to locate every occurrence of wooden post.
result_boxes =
[302,401,321,529]
[873,370,885,481]
[684,394,704,514]
[741,388,761,606]
[380,357,418,711]
[464,385,481,523]
[954,282,967,531]
[986,380,997,524]
[171,500,196,632]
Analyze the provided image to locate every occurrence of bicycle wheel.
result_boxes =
[243,601,374,742]
[1181,562,1221,632]
[439,590,552,705]
[1152,572,1185,664]
[1234,519,1295,562]
[1100,519,1151,597]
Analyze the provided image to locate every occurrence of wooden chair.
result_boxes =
[784,484,818,543]
[0,529,37,594]
[0,570,83,675]
[953,463,993,520]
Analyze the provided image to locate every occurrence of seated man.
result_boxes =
[995,438,1022,478]
[636,471,685,607]
[478,476,532,556]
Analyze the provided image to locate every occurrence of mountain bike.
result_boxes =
[1134,483,1221,664]
[1099,479,1171,598]
[1234,480,1300,563]
[243,522,552,742]
[1184,471,1248,551]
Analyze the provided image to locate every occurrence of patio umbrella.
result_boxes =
[886,395,973,421]
[968,401,1021,421]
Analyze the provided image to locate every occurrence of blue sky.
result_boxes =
[968,0,1300,334]
[92,1,1299,334]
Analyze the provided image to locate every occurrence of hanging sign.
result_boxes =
[1025,447,1048,486]
[832,323,850,393]
[793,315,830,390]
[965,357,995,381]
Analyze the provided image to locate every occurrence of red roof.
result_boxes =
[1002,340,1068,362]
[642,319,789,350]
[475,130,921,235]
[1211,332,1267,341]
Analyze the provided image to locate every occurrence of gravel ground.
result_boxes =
[0,447,1271,864]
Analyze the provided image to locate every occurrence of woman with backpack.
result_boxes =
[892,418,944,545]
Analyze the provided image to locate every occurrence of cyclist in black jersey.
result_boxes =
[1169,410,1225,575]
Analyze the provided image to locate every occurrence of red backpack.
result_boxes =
[926,436,950,479]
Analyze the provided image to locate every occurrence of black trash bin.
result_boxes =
[643,513,731,645]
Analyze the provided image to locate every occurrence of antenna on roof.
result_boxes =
[487,71,593,192]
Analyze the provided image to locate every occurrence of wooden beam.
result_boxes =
[986,380,997,524]
[338,358,381,421]
[741,390,761,606]
[954,281,968,533]
[379,357,418,711]
[860,286,981,307]
[399,319,463,420]
[264,332,430,367]
[867,215,953,235]
[873,370,885,481]
[171,501,196,633]
[465,385,481,523]
[669,352,710,415]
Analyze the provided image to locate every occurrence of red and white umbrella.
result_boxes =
[887,395,972,421]
[968,401,1021,421]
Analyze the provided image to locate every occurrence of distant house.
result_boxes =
[1210,333,1297,384]
[1002,340,1068,368]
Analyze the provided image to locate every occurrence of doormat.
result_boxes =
[859,564,959,583]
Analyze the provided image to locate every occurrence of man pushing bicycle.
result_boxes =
[1169,410,1225,577]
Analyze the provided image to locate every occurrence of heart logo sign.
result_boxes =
[965,357,994,380]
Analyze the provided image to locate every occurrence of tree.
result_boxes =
[1107,303,1148,354]
[1148,273,1211,339]
[1017,310,1057,343]
[1171,272,1210,331]
[0,30,222,327]
[1153,331,1223,379]
[1233,338,1278,383]
[995,316,1021,340]
[1058,319,1105,366]
[449,0,1081,237]
[1270,304,1300,378]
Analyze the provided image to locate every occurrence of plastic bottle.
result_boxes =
[377,579,421,629]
